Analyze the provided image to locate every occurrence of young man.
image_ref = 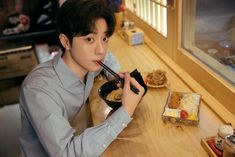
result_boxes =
[19,0,145,156]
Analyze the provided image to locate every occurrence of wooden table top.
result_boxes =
[88,33,224,157]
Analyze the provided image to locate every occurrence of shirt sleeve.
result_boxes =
[21,84,132,157]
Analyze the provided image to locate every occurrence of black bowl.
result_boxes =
[98,69,147,110]
[98,80,121,110]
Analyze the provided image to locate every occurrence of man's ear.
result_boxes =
[59,34,71,50]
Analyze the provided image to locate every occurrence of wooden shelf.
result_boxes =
[201,137,222,157]
[0,29,59,41]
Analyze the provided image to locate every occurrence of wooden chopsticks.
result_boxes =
[97,61,139,94]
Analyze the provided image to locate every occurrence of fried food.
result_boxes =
[106,88,122,102]
[145,69,167,86]
[168,92,182,109]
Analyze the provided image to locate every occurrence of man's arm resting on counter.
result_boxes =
[20,85,131,157]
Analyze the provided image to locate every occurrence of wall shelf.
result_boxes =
[0,29,59,41]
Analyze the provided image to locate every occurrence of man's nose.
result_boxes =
[95,41,105,54]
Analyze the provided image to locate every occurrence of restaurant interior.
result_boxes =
[0,0,234,157]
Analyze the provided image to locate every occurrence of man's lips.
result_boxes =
[93,60,102,65]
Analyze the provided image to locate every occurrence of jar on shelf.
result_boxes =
[223,134,235,157]
[214,125,234,150]
[219,41,231,57]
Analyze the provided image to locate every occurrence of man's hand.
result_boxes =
[120,72,145,116]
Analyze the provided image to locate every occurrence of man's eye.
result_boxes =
[103,37,109,42]
[85,37,94,42]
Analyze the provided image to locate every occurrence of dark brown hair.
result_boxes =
[58,0,116,43]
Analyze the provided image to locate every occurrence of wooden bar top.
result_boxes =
[88,33,224,156]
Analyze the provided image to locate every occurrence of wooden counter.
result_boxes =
[88,33,224,156]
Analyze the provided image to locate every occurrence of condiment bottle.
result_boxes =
[219,41,231,57]
[223,135,235,157]
[215,125,234,150]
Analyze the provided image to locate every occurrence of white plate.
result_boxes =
[145,81,168,88]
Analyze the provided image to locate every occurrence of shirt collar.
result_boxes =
[52,54,85,88]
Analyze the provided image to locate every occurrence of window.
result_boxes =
[124,0,235,117]
[182,0,235,85]
[125,0,168,37]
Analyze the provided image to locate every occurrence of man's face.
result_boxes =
[67,18,109,74]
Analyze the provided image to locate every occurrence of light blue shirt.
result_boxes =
[19,53,132,157]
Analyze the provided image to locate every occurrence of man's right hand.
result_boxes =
[120,72,145,116]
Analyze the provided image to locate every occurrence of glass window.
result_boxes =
[125,0,168,37]
[182,0,235,85]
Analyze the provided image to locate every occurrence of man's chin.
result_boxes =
[88,67,101,72]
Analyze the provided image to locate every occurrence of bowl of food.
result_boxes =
[98,69,147,110]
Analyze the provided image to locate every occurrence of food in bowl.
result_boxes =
[99,80,122,110]
[106,88,122,102]
[99,69,147,110]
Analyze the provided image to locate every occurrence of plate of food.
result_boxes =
[162,91,201,126]
[143,69,168,88]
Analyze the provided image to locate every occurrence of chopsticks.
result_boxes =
[97,61,139,94]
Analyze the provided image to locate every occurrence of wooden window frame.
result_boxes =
[177,0,235,115]
[124,0,235,124]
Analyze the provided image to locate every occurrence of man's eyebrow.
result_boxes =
[91,30,97,34]
[103,30,109,36]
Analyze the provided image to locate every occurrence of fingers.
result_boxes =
[123,73,131,91]
[121,72,144,116]
[131,78,145,95]
[118,71,128,79]
[122,72,144,95]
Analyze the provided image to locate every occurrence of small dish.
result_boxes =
[145,81,168,88]
[143,70,168,88]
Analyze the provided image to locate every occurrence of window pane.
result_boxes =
[125,0,167,37]
[182,0,235,85]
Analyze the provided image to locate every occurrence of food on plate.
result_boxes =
[145,69,167,86]
[179,94,200,114]
[106,88,122,102]
[180,110,189,119]
[168,92,182,109]
[163,108,180,117]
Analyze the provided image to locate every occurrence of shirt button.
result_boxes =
[122,123,127,127]
[102,144,106,148]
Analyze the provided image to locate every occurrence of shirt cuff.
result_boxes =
[106,106,132,137]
